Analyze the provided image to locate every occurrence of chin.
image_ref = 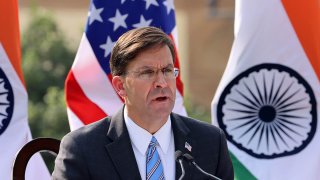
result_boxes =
[148,99,174,114]
[153,106,173,116]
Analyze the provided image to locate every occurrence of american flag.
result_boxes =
[65,0,187,130]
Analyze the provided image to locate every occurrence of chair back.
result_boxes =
[12,137,60,180]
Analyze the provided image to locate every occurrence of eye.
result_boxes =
[138,69,155,78]
[140,69,154,75]
[163,68,174,76]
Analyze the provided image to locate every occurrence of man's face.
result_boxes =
[120,45,176,121]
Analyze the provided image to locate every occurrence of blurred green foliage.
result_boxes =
[22,10,75,172]
[184,97,211,124]
[22,10,74,139]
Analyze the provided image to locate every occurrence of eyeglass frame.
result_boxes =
[122,66,179,81]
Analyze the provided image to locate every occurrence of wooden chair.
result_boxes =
[12,137,60,180]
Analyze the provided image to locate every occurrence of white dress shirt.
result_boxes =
[124,107,175,180]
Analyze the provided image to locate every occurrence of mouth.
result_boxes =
[154,96,169,102]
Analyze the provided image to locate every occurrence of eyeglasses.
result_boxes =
[124,66,179,80]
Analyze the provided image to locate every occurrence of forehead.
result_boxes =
[128,45,174,69]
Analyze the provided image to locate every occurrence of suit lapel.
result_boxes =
[171,113,194,179]
[105,108,141,180]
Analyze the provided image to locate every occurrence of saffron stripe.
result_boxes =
[281,0,320,80]
[0,0,24,85]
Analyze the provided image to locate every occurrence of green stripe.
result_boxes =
[229,152,257,180]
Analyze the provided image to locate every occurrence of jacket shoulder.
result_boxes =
[61,117,111,145]
[171,113,223,135]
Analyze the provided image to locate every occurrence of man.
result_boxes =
[52,27,234,180]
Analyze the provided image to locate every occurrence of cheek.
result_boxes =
[129,82,151,99]
[142,85,153,99]
[169,81,177,94]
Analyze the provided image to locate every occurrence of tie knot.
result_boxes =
[149,136,158,147]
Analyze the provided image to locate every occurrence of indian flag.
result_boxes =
[211,0,319,179]
[0,0,50,179]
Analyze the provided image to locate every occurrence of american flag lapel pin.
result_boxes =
[185,142,192,152]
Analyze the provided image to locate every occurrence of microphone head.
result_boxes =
[175,150,183,160]
[183,153,194,162]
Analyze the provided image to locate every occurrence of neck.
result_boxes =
[127,112,169,134]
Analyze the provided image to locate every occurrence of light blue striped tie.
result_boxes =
[146,136,165,180]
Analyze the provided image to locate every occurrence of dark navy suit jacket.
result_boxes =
[52,108,234,180]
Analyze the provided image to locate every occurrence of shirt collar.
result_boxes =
[124,106,172,156]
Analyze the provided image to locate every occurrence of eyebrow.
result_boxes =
[137,64,174,70]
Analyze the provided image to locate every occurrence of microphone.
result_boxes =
[183,153,222,180]
[175,150,186,180]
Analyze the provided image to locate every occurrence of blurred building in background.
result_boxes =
[19,0,234,112]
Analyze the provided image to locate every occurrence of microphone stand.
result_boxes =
[178,158,186,180]
[175,150,186,180]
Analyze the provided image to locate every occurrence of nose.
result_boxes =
[154,71,168,88]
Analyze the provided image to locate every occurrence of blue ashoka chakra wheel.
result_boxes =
[0,68,14,135]
[217,63,317,159]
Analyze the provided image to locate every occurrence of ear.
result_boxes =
[112,76,126,97]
